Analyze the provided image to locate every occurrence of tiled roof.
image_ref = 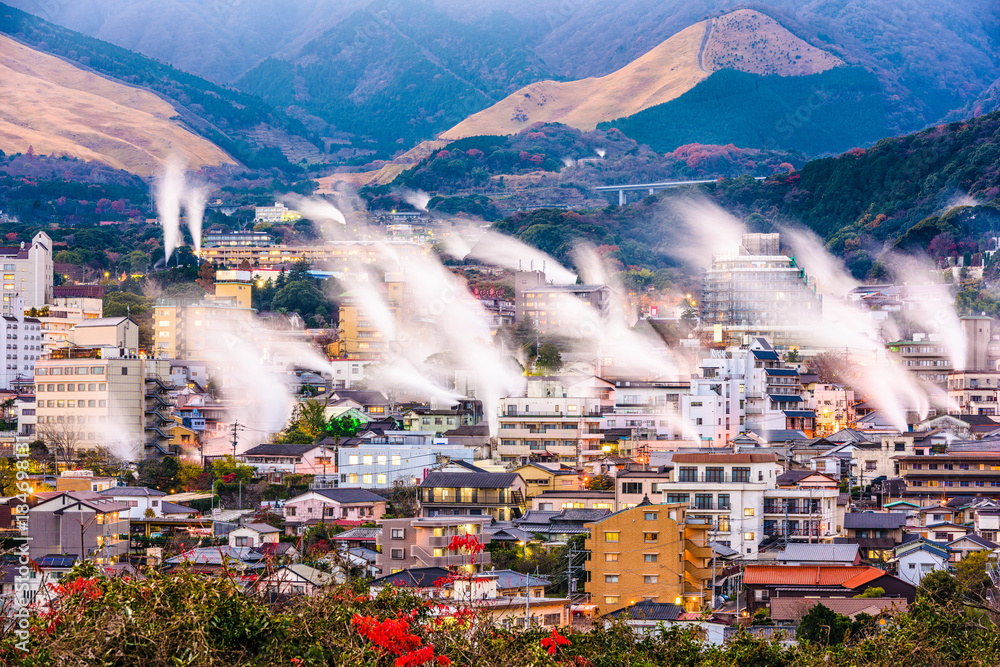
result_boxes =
[311,488,386,504]
[491,569,550,589]
[243,443,319,457]
[370,567,450,588]
[98,487,166,497]
[769,597,906,622]
[330,527,382,541]
[240,523,280,534]
[743,565,887,587]
[841,568,889,589]
[776,543,860,563]
[843,512,907,530]
[603,601,684,621]
[420,472,520,489]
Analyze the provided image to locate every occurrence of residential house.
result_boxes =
[584,502,713,614]
[894,538,950,586]
[947,534,997,563]
[531,489,615,512]
[496,508,610,544]
[770,543,862,566]
[768,598,907,628]
[511,463,581,498]
[744,565,916,615]
[337,432,476,489]
[418,471,526,521]
[283,488,386,533]
[97,487,166,519]
[255,564,336,597]
[240,443,332,479]
[841,512,908,563]
[375,516,493,574]
[163,546,264,574]
[228,523,280,549]
[602,602,732,645]
[27,491,129,563]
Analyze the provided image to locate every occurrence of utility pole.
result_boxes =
[231,421,242,459]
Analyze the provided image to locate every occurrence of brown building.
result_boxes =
[375,516,493,575]
[584,503,712,615]
[418,471,526,521]
[896,451,1000,501]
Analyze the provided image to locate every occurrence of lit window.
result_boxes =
[744,508,754,517]
[605,553,619,562]
[604,532,619,543]
[744,532,755,541]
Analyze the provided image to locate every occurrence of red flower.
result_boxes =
[540,628,570,655]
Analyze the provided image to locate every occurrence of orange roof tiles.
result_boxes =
[743,565,887,587]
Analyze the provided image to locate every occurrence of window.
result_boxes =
[666,493,689,504]
[604,596,619,605]
[621,482,642,494]
[362,474,372,484]
[732,467,750,482]
[643,532,658,543]
[695,494,713,510]
[643,553,658,563]
[604,532,619,543]
[378,455,387,465]
[349,474,358,484]
[744,532,755,541]
[363,455,373,465]
[718,516,730,532]
[604,575,618,583]
[605,553,619,562]
[348,455,359,465]
[744,508,755,517]
[286,507,296,516]
[390,549,404,559]
[643,575,658,584]
[643,512,658,521]
[718,494,731,510]
[235,536,249,547]
[377,474,386,484]
[391,455,401,465]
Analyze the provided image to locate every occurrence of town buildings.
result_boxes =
[375,516,493,574]
[0,231,53,315]
[513,270,611,337]
[27,491,129,563]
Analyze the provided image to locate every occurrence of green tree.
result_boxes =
[271,280,326,317]
[536,342,563,372]
[918,568,961,607]
[211,455,255,483]
[796,602,851,645]
[102,291,154,348]
[854,586,885,598]
[954,549,993,603]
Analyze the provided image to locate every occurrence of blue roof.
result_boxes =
[765,368,799,376]
[783,410,816,418]
[768,394,803,402]
[752,350,780,361]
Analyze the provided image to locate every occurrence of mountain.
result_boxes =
[235,0,552,157]
[3,0,368,84]
[0,34,234,176]
[0,2,319,172]
[440,9,841,141]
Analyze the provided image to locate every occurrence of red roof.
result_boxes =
[743,565,887,587]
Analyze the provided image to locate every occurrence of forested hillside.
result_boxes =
[600,67,888,156]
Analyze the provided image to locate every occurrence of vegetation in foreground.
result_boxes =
[3,555,1000,667]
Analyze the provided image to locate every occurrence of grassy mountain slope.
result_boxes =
[441,9,841,141]
[0,2,315,171]
[235,0,550,156]
[600,66,887,156]
[0,34,234,176]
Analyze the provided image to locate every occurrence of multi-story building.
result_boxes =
[254,202,301,224]
[34,347,173,458]
[375,516,493,574]
[337,278,404,359]
[282,488,387,532]
[510,463,581,498]
[0,307,43,389]
[197,241,415,272]
[418,471,526,521]
[153,270,255,359]
[897,450,1000,502]
[96,487,167,519]
[27,491,129,563]
[762,470,841,543]
[0,231,53,314]
[700,233,821,348]
[584,503,712,614]
[38,285,104,355]
[496,375,613,467]
[337,434,477,489]
[810,384,856,434]
[513,270,610,336]
[947,370,1000,415]
[203,228,273,247]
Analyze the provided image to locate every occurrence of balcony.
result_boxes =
[422,490,516,506]
[675,474,755,484]
[685,540,714,560]
[685,561,714,581]
[410,544,491,569]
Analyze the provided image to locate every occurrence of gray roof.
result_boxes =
[311,488,386,504]
[371,567,450,588]
[776,543,860,563]
[240,523,280,534]
[243,443,319,457]
[948,534,998,549]
[98,487,166,497]
[269,564,335,586]
[843,512,907,530]
[420,471,520,489]
[331,527,382,541]
[71,316,130,327]
[165,546,264,565]
[161,501,197,515]
[603,601,684,621]
[490,569,550,589]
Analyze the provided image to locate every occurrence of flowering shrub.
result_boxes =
[540,628,570,655]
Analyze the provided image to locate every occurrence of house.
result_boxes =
[743,564,916,615]
[283,488,386,533]
[505,508,610,543]
[841,512,908,563]
[946,534,998,563]
[163,546,265,574]
[490,570,550,598]
[402,406,477,436]
[329,526,382,551]
[602,602,731,645]
[255,564,336,597]
[27,491,129,563]
[228,523,280,549]
[97,487,167,519]
[894,538,951,586]
[531,489,615,512]
[375,516,493,574]
[240,443,332,478]
[768,597,907,628]
[369,567,452,598]
[584,502,713,614]
[510,463,581,498]
[418,471,526,521]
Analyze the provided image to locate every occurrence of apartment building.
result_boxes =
[375,516,493,574]
[153,270,256,360]
[0,308,43,390]
[584,503,712,614]
[203,229,272,247]
[254,201,301,224]
[896,451,1000,501]
[27,491,129,563]
[762,470,841,543]
[510,463,581,498]
[38,285,104,354]
[337,435,476,489]
[496,375,613,466]
[947,370,1000,415]
[514,276,611,337]
[34,347,173,458]
[601,379,690,439]
[197,240,416,273]
[810,384,857,435]
[699,232,821,348]
[418,471,526,521]
[0,231,53,314]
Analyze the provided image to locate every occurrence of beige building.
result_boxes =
[510,463,581,498]
[514,270,610,336]
[69,317,139,350]
[39,285,104,354]
[153,270,255,360]
[585,503,712,614]
[375,516,493,574]
[27,491,129,563]
[35,348,172,458]
[947,370,1000,416]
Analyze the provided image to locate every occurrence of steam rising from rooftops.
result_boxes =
[397,188,432,212]
[154,157,184,262]
[441,226,578,284]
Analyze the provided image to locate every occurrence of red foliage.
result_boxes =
[540,628,571,655]
[351,612,450,667]
[465,149,484,158]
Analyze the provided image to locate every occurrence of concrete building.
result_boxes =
[27,491,129,563]
[203,229,273,247]
[513,270,610,336]
[510,463,581,498]
[34,348,173,458]
[0,231,53,315]
[0,309,42,390]
[418,471,526,521]
[254,202,301,224]
[68,317,139,350]
[947,370,1000,415]
[700,233,821,348]
[38,285,104,354]
[375,516,493,574]
[584,503,712,614]
[337,435,476,489]
[97,487,167,519]
[496,375,613,467]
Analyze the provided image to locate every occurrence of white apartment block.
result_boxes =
[39,287,104,354]
[0,308,43,389]
[337,437,477,489]
[0,232,53,314]
[497,376,614,467]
